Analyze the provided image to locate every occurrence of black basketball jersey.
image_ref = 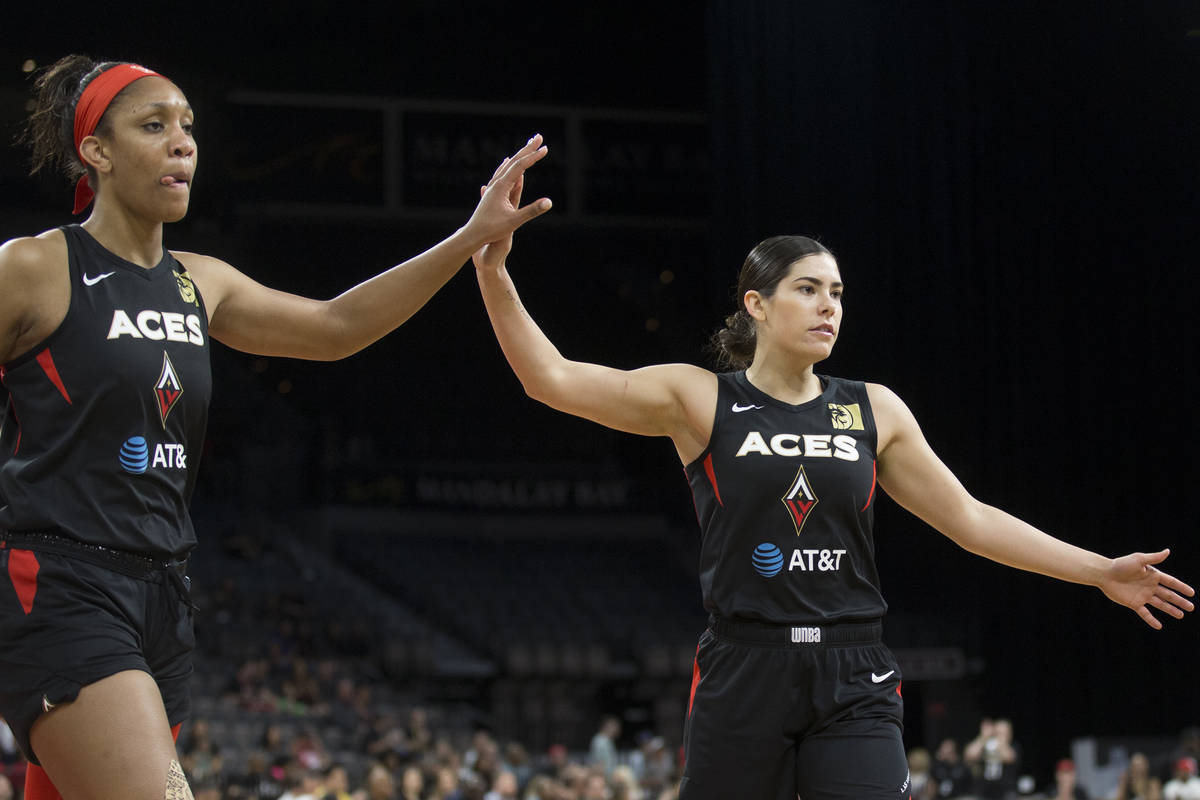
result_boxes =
[0,225,211,559]
[685,371,886,624]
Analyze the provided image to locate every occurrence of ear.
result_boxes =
[743,290,767,322]
[78,136,113,175]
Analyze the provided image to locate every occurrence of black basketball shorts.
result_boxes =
[679,616,909,800]
[0,534,195,765]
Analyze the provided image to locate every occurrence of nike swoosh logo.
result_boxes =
[871,670,896,683]
[731,403,764,413]
[82,271,116,286]
[42,695,57,712]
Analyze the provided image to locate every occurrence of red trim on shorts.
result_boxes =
[687,644,701,716]
[896,681,902,698]
[172,722,183,742]
[703,454,723,507]
[35,349,72,405]
[8,548,39,614]
[861,459,876,512]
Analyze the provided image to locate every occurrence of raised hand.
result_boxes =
[1098,549,1195,629]
[461,134,552,253]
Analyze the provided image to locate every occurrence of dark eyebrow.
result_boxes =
[792,276,844,289]
[140,102,193,113]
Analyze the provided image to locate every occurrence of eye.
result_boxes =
[182,122,195,135]
[832,289,843,300]
[143,120,164,132]
[798,284,815,294]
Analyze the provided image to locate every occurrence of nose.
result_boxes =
[169,124,195,159]
[819,291,837,316]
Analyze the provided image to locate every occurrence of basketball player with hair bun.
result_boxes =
[0,54,551,800]
[471,225,1194,800]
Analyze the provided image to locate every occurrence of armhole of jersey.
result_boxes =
[59,226,81,321]
[171,255,210,332]
[854,379,880,455]
[2,228,79,374]
[682,372,730,475]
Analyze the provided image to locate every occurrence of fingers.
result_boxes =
[1147,557,1195,601]
[1136,605,1164,630]
[511,197,553,229]
[1142,548,1170,566]
[1155,585,1195,613]
[495,146,549,189]
[508,133,543,161]
[509,171,526,207]
[488,156,512,185]
[1149,593,1188,619]
[1161,572,1197,599]
[487,134,545,185]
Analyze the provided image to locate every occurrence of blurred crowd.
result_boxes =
[1,703,676,800]
[906,719,1200,800]
[5,702,1200,800]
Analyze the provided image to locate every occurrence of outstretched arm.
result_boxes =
[869,383,1195,629]
[470,176,716,464]
[182,135,554,361]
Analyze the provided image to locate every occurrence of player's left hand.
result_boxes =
[1098,549,1195,629]
[463,134,552,260]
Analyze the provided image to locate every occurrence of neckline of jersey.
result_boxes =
[73,224,171,280]
[734,370,833,412]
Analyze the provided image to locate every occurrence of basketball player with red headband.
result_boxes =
[0,55,551,800]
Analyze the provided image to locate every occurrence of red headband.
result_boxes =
[71,63,163,214]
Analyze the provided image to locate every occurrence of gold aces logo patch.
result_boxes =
[155,352,184,428]
[829,403,864,431]
[175,271,198,306]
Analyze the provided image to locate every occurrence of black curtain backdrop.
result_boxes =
[709,0,1199,768]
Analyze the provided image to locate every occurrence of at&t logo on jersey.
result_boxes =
[752,542,848,577]
[735,431,860,461]
[107,309,204,346]
[752,543,784,577]
[119,436,150,474]
[118,436,187,474]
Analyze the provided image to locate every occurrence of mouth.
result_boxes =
[810,324,836,336]
[160,173,191,189]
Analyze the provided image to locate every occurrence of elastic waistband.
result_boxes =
[0,529,187,580]
[708,615,882,646]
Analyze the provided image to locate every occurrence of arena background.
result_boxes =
[2,0,1197,790]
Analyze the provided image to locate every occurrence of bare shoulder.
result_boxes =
[641,362,718,404]
[865,382,908,413]
[643,363,717,463]
[168,249,233,276]
[0,229,70,363]
[0,229,67,276]
[865,382,920,451]
[647,361,717,384]
[168,249,245,311]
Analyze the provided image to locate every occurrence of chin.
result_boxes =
[807,344,835,364]
[162,202,190,224]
